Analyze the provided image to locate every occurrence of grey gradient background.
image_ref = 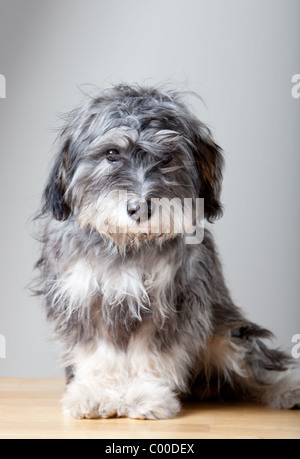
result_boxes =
[0,0,299,377]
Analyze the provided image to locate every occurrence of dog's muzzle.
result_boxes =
[127,198,153,222]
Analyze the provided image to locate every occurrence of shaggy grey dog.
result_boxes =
[36,84,300,419]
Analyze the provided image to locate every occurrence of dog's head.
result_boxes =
[43,85,223,247]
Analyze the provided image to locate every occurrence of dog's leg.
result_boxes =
[61,337,183,419]
[119,336,185,420]
[194,325,300,409]
[61,321,197,420]
[118,312,211,420]
[61,338,140,419]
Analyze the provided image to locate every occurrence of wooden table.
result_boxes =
[0,378,299,439]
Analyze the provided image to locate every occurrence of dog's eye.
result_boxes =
[106,149,120,162]
[161,155,172,165]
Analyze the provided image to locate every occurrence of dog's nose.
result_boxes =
[127,199,153,221]
[127,200,141,218]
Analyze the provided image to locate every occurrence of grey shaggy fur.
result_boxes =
[35,84,300,419]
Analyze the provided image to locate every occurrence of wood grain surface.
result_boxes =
[0,378,299,439]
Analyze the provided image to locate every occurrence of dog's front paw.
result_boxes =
[61,382,117,419]
[121,381,181,420]
[124,397,180,420]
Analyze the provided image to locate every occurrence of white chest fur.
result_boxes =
[50,246,179,323]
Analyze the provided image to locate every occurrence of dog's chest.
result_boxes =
[56,250,175,308]
[95,253,178,346]
[98,254,175,305]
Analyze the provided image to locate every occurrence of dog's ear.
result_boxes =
[42,97,105,221]
[192,129,224,222]
[43,134,72,221]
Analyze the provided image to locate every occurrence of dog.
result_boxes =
[36,84,300,419]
